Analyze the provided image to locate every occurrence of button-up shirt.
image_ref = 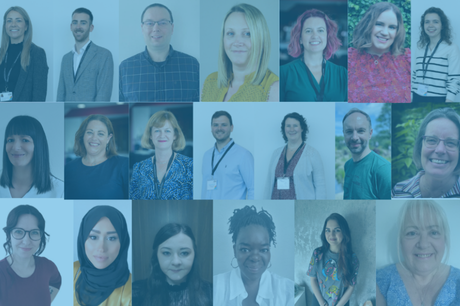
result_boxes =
[72,40,91,76]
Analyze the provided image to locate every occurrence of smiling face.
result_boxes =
[325,219,343,251]
[157,232,195,285]
[71,12,93,43]
[284,117,303,143]
[83,120,112,158]
[6,134,34,169]
[85,217,120,269]
[421,118,459,180]
[11,214,40,260]
[211,115,233,144]
[224,12,252,69]
[343,112,373,157]
[301,17,327,55]
[5,10,27,44]
[142,6,174,50]
[424,13,442,42]
[369,9,398,55]
[150,120,176,150]
[234,224,270,282]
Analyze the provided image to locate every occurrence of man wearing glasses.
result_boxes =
[119,4,199,102]
[342,108,391,199]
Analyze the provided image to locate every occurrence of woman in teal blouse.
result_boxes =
[281,9,347,102]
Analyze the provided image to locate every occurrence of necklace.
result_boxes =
[371,54,379,65]
[410,267,441,306]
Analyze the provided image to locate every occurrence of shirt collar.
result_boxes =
[143,44,175,66]
[73,40,91,55]
[214,139,234,153]
[228,267,274,301]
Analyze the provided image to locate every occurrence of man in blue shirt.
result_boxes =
[201,111,254,199]
[119,4,199,102]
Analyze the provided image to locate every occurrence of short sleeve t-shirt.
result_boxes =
[307,248,359,306]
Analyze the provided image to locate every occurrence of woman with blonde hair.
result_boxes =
[130,111,192,200]
[0,6,48,101]
[201,3,279,102]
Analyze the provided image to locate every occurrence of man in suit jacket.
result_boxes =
[57,8,113,102]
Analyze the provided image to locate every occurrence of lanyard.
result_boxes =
[283,143,305,175]
[211,141,235,176]
[422,39,442,81]
[305,58,326,101]
[153,152,175,199]
[3,51,22,91]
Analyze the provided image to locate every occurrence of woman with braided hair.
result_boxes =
[213,205,294,305]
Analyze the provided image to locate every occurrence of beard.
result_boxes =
[73,30,89,42]
[347,139,367,155]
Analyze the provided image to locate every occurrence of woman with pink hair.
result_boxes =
[280,9,346,102]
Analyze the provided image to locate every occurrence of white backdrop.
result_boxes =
[52,0,119,102]
[0,200,73,305]
[411,1,460,102]
[0,103,64,181]
[213,200,294,280]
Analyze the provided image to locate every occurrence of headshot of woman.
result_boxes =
[0,115,63,198]
[377,200,460,305]
[133,223,212,305]
[0,205,61,305]
[348,2,411,103]
[307,213,359,306]
[65,114,128,199]
[130,110,192,200]
[214,205,294,305]
[0,6,48,101]
[412,7,460,102]
[74,205,131,306]
[201,3,279,102]
[393,108,460,198]
[281,9,347,102]
[265,112,326,199]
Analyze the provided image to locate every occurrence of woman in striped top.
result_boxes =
[412,7,460,102]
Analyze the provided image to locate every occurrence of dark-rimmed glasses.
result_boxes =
[422,136,460,151]
[11,228,42,241]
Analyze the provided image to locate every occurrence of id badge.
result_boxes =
[417,84,428,96]
[207,179,217,190]
[0,92,12,102]
[276,177,290,190]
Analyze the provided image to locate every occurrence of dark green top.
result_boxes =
[280,58,347,102]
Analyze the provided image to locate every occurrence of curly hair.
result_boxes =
[417,7,452,48]
[281,112,309,142]
[228,205,276,247]
[288,9,341,60]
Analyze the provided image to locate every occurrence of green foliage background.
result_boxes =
[348,0,411,49]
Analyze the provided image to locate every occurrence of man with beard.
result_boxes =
[342,108,391,199]
[201,111,254,199]
[57,8,113,101]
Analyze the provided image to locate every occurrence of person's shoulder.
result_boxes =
[370,151,390,165]
[90,42,112,56]
[327,60,347,74]
[172,49,199,63]
[344,158,353,168]
[348,47,359,57]
[281,58,302,71]
[133,157,152,169]
[120,51,145,66]
[66,157,83,169]
[214,270,232,284]
[176,153,193,167]
[109,155,129,166]
[30,43,45,54]
[305,144,320,156]
[36,256,58,268]
[377,264,397,278]
[204,71,219,83]
[269,271,295,287]
[233,142,252,154]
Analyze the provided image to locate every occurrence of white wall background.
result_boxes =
[200,0,280,94]
[213,200,294,281]
[119,0,200,65]
[52,0,119,102]
[376,200,460,270]
[0,199,73,305]
[0,103,64,181]
[411,1,460,102]
[73,200,132,272]
[0,0,54,101]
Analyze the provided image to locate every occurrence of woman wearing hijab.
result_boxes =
[74,205,131,306]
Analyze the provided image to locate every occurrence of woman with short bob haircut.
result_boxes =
[393,108,460,198]
[0,6,48,101]
[0,205,61,305]
[201,3,279,102]
[130,111,193,200]
[281,9,347,102]
[65,114,129,199]
[377,200,460,305]
[348,2,411,103]
[0,115,63,198]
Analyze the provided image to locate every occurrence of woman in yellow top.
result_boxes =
[201,3,279,102]
[74,205,132,306]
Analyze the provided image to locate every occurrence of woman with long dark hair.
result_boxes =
[307,213,359,306]
[134,223,212,306]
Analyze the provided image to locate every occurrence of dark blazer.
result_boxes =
[11,43,48,101]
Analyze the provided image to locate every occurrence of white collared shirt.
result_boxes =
[72,40,91,76]
[213,268,294,306]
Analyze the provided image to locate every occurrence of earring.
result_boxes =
[231,257,238,268]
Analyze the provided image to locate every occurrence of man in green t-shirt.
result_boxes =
[342,108,391,199]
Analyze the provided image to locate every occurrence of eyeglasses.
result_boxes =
[142,20,172,29]
[11,228,42,241]
[422,136,460,151]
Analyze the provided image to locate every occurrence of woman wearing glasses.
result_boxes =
[393,108,460,198]
[0,205,61,305]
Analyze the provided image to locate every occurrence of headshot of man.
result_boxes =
[56,8,114,102]
[342,108,391,199]
[119,3,199,102]
[201,111,254,200]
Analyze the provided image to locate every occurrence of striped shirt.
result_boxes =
[412,41,460,101]
[392,170,460,198]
